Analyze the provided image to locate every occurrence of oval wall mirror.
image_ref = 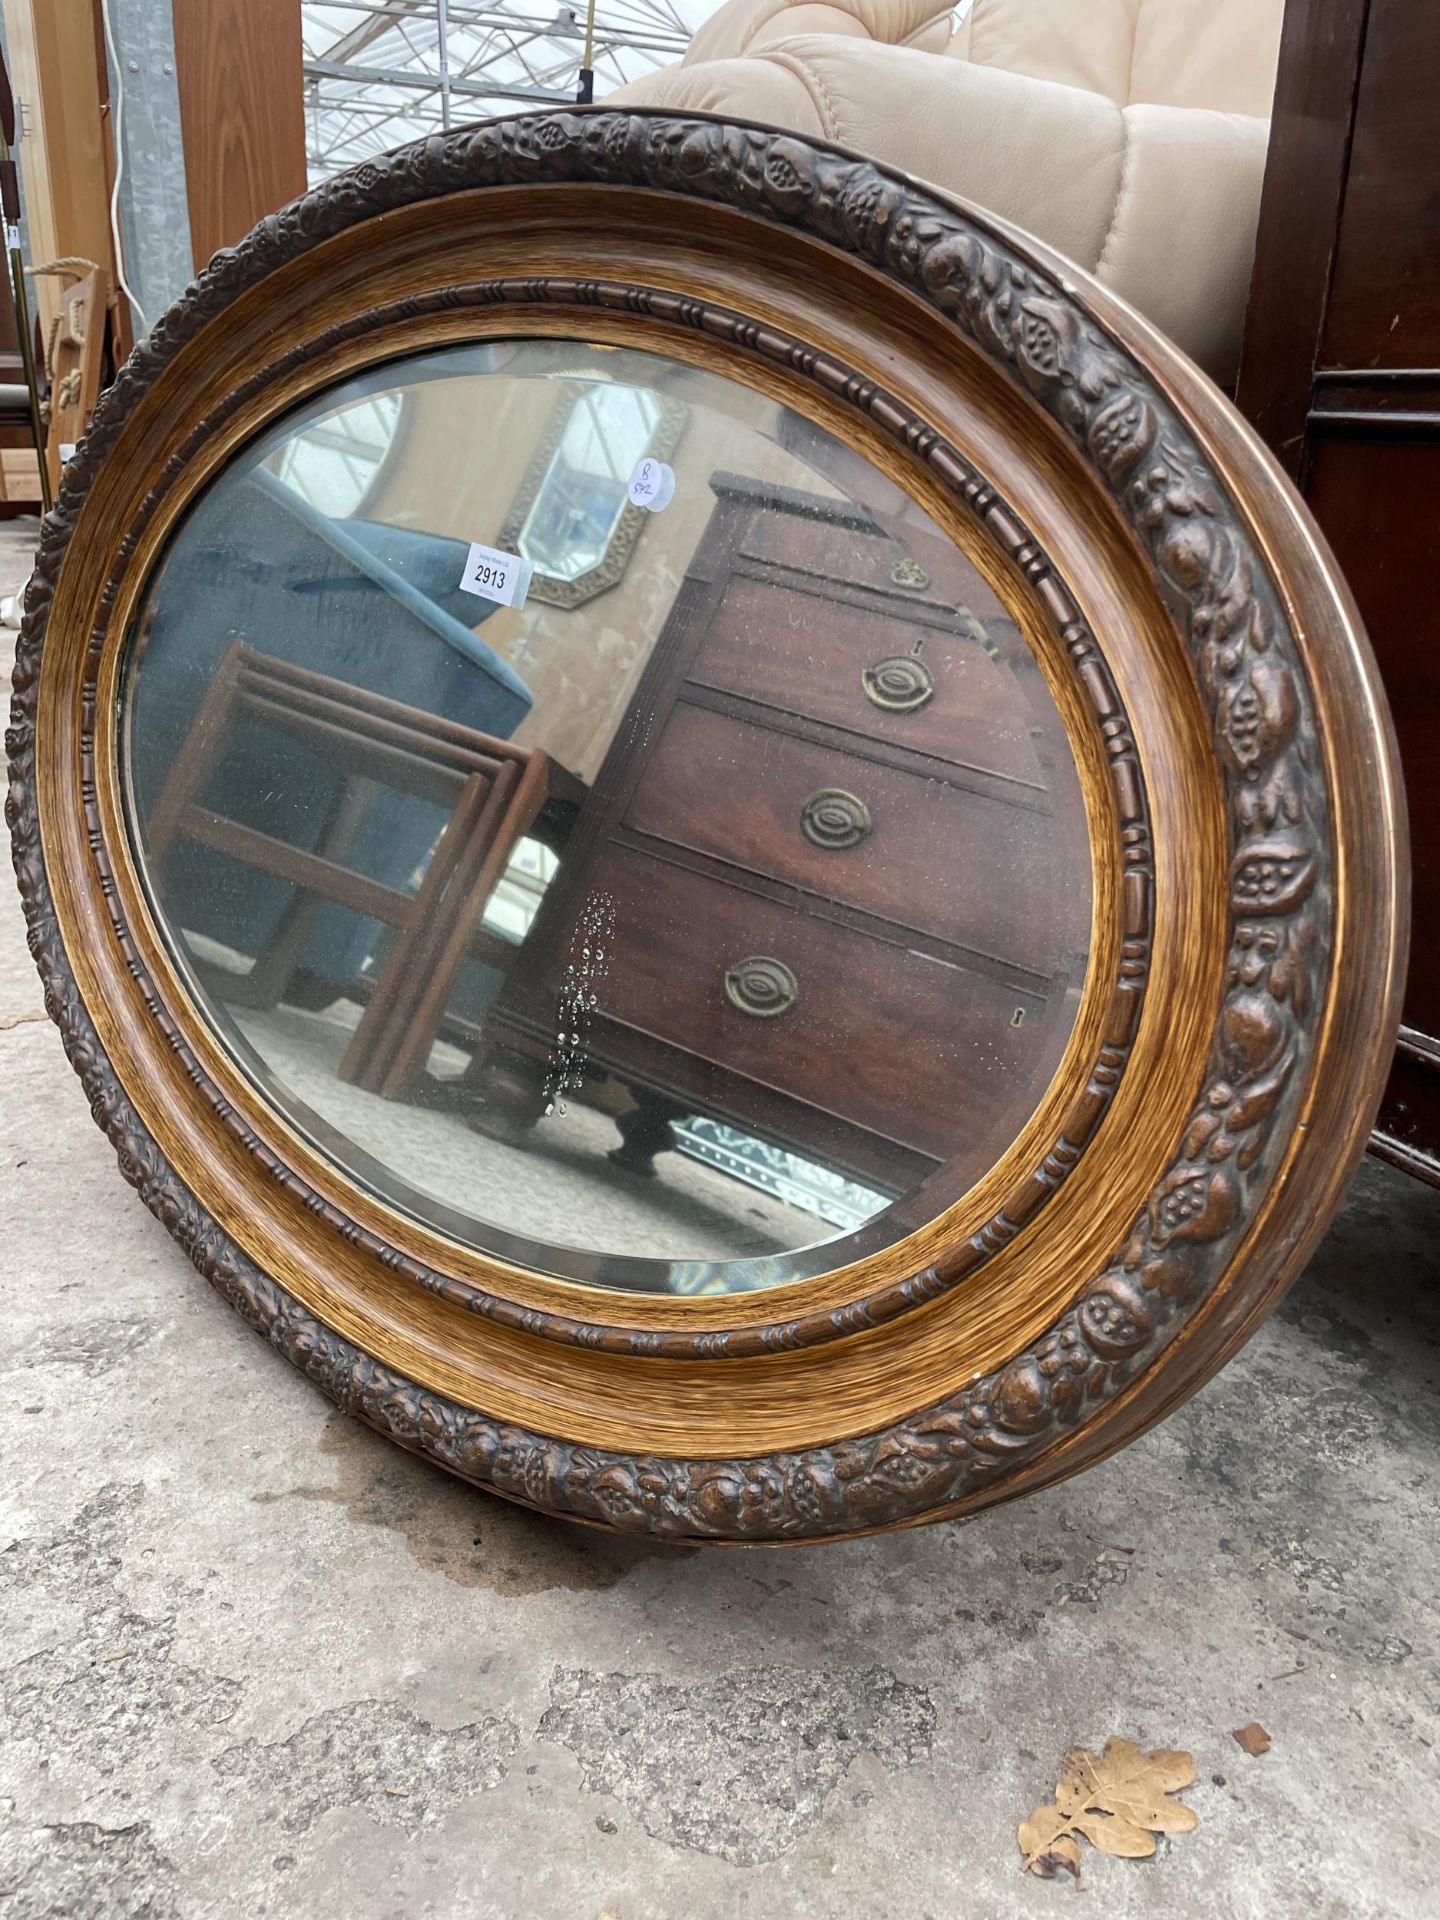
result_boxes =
[7,110,1406,1542]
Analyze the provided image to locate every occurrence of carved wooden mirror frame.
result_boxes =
[7,110,1406,1543]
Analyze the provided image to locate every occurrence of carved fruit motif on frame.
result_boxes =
[5,113,1328,1539]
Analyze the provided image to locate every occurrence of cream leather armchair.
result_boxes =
[607,0,1284,385]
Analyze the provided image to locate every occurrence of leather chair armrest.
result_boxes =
[607,38,1270,384]
[679,0,953,65]
[1097,103,1271,388]
[608,39,1128,276]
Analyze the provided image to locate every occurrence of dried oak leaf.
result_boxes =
[1021,1829,1082,1881]
[1019,1737,1197,1876]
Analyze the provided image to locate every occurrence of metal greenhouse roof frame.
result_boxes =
[301,0,710,181]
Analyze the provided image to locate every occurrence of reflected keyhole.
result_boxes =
[1011,1008,1026,1028]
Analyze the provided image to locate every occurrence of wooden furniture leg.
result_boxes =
[371,752,555,1098]
[608,1088,685,1176]
[460,1045,551,1143]
[143,641,246,872]
[339,767,501,1090]
[203,775,376,1011]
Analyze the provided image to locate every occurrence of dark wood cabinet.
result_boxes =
[1237,0,1440,1182]
[474,474,1089,1196]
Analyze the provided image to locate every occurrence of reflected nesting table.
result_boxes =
[144,640,583,1096]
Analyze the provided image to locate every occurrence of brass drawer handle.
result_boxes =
[863,654,934,714]
[801,787,872,850]
[724,955,798,1019]
[889,557,931,592]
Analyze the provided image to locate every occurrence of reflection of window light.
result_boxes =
[482,836,559,943]
[268,393,401,518]
[519,386,662,581]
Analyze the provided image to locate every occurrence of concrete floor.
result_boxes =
[2,514,1438,1918]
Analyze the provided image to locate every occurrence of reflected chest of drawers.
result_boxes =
[475,473,1090,1198]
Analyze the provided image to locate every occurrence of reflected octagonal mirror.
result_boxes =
[7,110,1406,1542]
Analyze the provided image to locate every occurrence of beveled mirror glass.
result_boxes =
[120,340,1091,1294]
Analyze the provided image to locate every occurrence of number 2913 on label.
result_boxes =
[459,541,533,610]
